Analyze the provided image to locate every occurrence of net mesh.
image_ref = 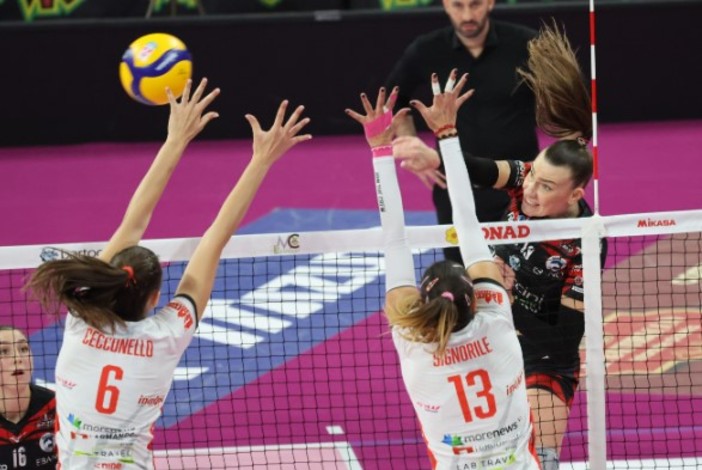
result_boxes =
[0,211,700,469]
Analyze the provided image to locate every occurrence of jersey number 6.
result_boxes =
[96,365,124,415]
[448,369,497,423]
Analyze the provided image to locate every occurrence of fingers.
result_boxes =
[444,69,457,93]
[452,73,469,96]
[199,111,220,129]
[244,114,262,134]
[189,77,208,105]
[289,116,311,136]
[434,170,447,189]
[385,86,399,111]
[344,108,365,124]
[393,106,411,122]
[457,88,475,108]
[273,100,289,127]
[431,73,441,96]
[292,134,313,144]
[283,104,304,128]
[180,79,193,104]
[409,99,428,118]
[360,92,373,115]
[374,87,386,113]
[196,87,221,111]
[166,86,176,109]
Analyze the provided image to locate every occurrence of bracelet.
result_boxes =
[437,132,459,141]
[433,124,456,137]
[371,145,393,157]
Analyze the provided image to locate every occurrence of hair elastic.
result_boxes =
[440,292,454,301]
[433,124,456,137]
[122,266,136,285]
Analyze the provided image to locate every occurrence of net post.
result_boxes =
[582,215,607,469]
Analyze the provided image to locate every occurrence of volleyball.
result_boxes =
[119,33,192,106]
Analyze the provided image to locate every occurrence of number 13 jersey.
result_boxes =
[393,280,538,470]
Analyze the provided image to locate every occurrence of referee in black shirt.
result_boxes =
[386,0,539,263]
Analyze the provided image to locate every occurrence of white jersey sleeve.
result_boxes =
[392,281,538,470]
[55,295,197,469]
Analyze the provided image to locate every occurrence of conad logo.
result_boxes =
[482,225,531,240]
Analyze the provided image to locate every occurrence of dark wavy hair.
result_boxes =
[518,21,592,140]
[25,246,162,333]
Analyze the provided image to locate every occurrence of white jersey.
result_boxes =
[393,280,538,470]
[55,295,197,469]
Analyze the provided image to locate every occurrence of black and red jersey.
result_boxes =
[493,161,606,362]
[0,384,56,469]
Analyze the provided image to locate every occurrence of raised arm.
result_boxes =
[100,79,220,263]
[177,101,311,319]
[392,133,516,191]
[411,70,504,284]
[345,88,418,313]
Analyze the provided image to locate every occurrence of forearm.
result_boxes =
[462,154,511,188]
[440,137,493,268]
[207,160,271,243]
[178,160,271,315]
[373,154,416,291]
[121,137,189,233]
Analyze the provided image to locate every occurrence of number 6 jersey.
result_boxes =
[54,295,197,469]
[393,280,539,470]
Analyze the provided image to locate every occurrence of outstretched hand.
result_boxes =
[345,86,410,148]
[392,136,446,189]
[410,69,474,135]
[245,100,312,167]
[166,78,220,144]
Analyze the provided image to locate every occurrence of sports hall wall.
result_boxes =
[1,0,700,146]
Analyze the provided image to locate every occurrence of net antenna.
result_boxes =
[586,3,607,470]
[590,0,600,215]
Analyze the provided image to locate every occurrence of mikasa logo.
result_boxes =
[637,218,676,227]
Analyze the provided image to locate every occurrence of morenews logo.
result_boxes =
[637,218,677,228]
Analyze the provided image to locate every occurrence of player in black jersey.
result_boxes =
[395,24,604,470]
[0,326,56,469]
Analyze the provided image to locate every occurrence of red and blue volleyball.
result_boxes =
[119,33,192,106]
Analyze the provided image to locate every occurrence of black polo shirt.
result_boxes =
[386,20,539,161]
[386,21,540,223]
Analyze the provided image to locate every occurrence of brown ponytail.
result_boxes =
[25,246,162,333]
[518,21,592,140]
[385,260,474,356]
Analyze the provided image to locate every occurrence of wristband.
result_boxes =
[371,145,393,158]
[433,124,456,137]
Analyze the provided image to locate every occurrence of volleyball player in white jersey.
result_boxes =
[26,78,311,469]
[346,78,539,469]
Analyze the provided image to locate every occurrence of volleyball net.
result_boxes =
[0,209,700,469]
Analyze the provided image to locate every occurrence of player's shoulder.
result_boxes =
[472,278,510,310]
[30,383,56,404]
[154,294,198,330]
[493,20,538,42]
